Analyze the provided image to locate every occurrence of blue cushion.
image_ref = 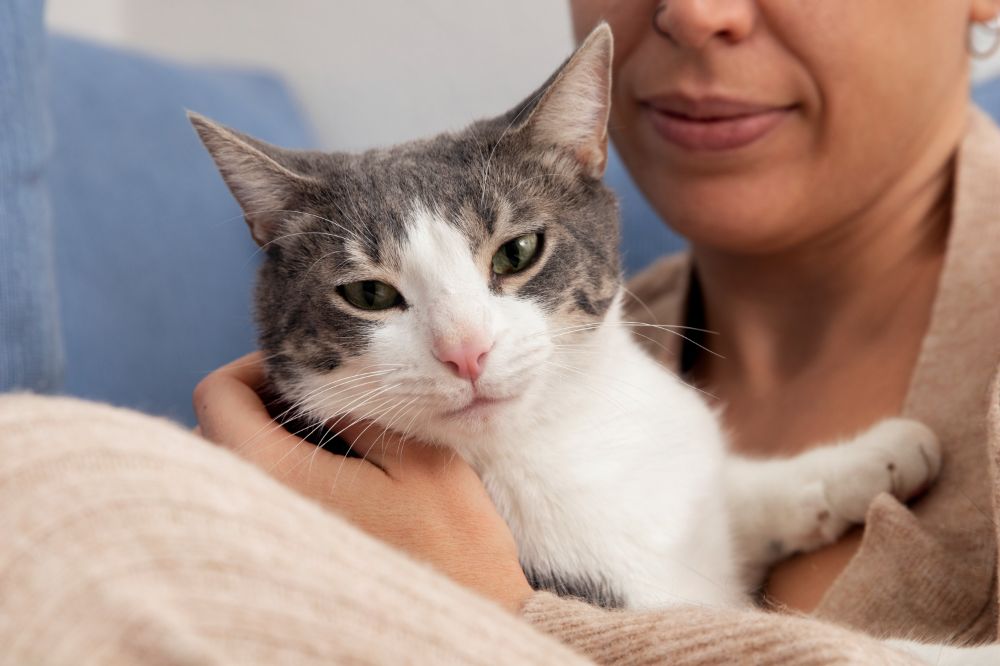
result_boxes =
[973,76,1000,120]
[0,0,63,393]
[48,36,315,424]
[605,146,687,277]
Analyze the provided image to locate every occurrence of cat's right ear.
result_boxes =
[510,23,613,180]
[188,112,319,246]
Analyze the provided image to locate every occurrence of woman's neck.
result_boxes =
[689,153,955,407]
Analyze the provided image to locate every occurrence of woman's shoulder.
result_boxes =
[620,252,692,366]
[962,106,1000,191]
[623,251,691,326]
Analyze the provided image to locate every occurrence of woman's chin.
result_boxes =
[653,194,812,255]
[671,218,810,256]
[621,155,827,255]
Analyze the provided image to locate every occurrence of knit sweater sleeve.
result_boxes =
[521,592,921,665]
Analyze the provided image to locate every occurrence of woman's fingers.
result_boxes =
[194,352,385,494]
[195,353,426,479]
[339,420,453,479]
[193,354,533,611]
[193,352,272,445]
[194,353,470,528]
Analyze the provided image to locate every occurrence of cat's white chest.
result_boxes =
[467,335,742,609]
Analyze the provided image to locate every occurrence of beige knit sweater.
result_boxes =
[0,111,996,665]
[0,395,924,665]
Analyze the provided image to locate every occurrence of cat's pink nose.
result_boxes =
[433,336,493,381]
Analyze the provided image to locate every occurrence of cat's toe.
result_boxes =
[806,485,852,546]
[821,418,941,523]
[780,482,853,553]
[869,418,941,500]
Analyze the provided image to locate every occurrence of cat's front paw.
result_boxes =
[822,418,941,523]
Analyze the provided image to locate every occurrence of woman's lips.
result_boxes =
[642,97,795,152]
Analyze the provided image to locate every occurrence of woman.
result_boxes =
[571,0,1000,634]
[2,1,998,663]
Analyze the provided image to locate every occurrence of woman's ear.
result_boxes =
[970,0,1000,23]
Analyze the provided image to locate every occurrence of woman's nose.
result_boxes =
[653,0,756,50]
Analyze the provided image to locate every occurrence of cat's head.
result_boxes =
[191,25,621,450]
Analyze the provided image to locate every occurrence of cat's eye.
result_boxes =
[338,280,403,311]
[492,233,541,275]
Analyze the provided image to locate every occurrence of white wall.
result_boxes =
[47,1,1000,152]
[47,0,573,151]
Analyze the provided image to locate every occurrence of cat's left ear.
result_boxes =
[517,23,613,179]
[188,112,320,246]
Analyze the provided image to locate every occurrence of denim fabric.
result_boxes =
[0,0,63,392]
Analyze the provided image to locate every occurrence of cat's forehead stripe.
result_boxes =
[399,203,486,298]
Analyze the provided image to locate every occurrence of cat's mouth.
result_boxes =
[443,394,518,419]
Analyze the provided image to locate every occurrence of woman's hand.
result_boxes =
[193,352,534,613]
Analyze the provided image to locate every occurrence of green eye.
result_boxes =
[492,233,541,275]
[338,280,403,310]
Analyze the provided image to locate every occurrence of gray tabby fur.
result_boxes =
[190,54,620,417]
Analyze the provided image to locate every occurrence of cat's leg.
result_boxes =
[887,639,1000,665]
[724,418,941,583]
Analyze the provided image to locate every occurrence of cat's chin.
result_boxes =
[428,393,526,437]
[441,394,519,420]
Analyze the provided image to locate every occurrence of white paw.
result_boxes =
[821,418,941,524]
[782,481,853,553]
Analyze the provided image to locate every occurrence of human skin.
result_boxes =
[194,353,534,614]
[568,0,1000,611]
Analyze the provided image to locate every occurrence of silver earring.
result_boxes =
[969,15,1000,59]
[652,2,673,41]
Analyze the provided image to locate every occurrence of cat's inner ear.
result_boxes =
[519,23,613,179]
[188,111,318,246]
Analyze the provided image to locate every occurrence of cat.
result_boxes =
[191,22,998,664]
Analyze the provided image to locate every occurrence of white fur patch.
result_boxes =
[397,204,495,346]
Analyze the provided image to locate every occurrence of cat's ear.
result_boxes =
[188,111,318,246]
[516,23,613,179]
